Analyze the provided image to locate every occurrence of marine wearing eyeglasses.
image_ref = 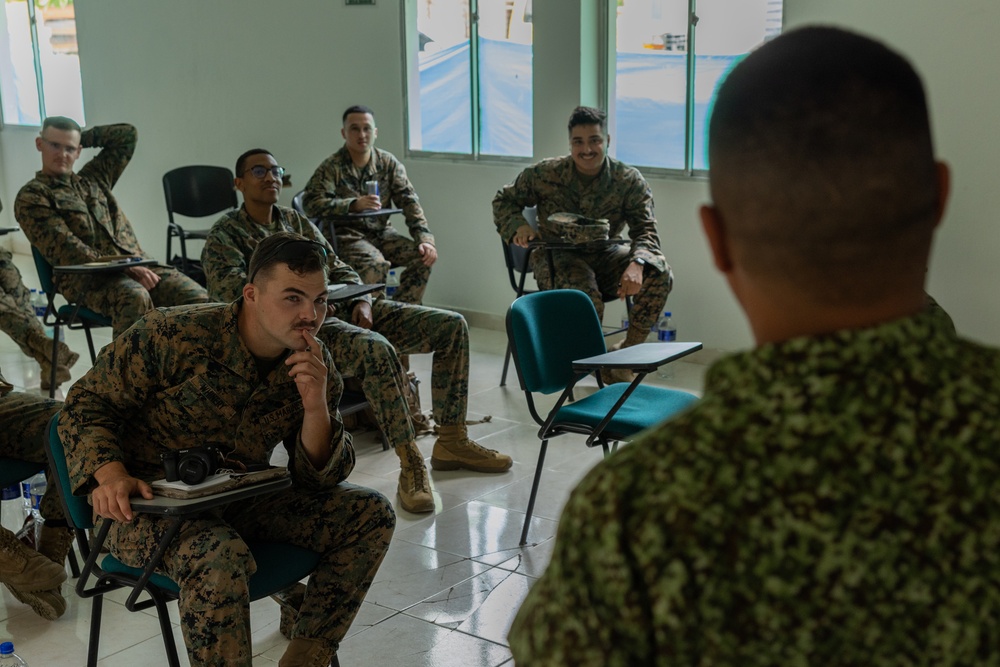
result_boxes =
[203,148,513,518]
[13,117,208,339]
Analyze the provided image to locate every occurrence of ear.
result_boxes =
[341,127,347,141]
[242,282,256,303]
[700,204,734,273]
[372,126,378,140]
[233,176,245,195]
[932,160,951,229]
[35,136,44,152]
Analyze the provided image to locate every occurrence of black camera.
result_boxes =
[162,446,223,485]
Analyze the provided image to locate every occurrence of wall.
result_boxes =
[0,0,996,351]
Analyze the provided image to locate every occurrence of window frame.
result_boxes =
[0,0,85,129]
[400,0,534,165]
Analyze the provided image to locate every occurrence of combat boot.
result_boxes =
[55,341,80,370]
[3,583,66,621]
[272,581,306,639]
[278,637,336,667]
[37,522,75,567]
[396,442,434,513]
[599,340,636,385]
[430,425,512,473]
[0,527,67,592]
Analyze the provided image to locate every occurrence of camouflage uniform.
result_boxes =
[511,306,1000,666]
[493,156,672,346]
[0,197,75,370]
[303,147,434,305]
[202,205,472,435]
[13,124,208,338]
[58,302,395,666]
[0,367,63,523]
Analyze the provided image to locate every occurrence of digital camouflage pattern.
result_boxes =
[203,205,472,435]
[13,123,208,337]
[58,302,394,665]
[0,364,64,523]
[493,155,671,344]
[511,306,1000,666]
[303,146,433,304]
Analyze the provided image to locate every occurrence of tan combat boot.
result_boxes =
[430,425,512,473]
[396,442,434,513]
[37,523,75,567]
[278,637,336,667]
[0,527,68,620]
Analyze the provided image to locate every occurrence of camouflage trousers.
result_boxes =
[0,391,64,523]
[61,265,209,339]
[320,298,470,439]
[532,244,673,347]
[335,227,431,305]
[0,249,53,362]
[106,482,394,667]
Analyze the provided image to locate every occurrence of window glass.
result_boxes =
[0,0,85,126]
[477,0,532,157]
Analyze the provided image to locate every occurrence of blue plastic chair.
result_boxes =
[31,246,112,397]
[44,414,322,667]
[506,290,700,545]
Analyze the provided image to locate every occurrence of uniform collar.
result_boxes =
[217,298,294,386]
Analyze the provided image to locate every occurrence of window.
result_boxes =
[608,0,781,173]
[403,0,532,158]
[0,0,85,126]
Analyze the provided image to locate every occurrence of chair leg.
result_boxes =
[519,439,549,546]
[48,328,60,399]
[84,325,99,362]
[500,341,513,387]
[87,594,103,667]
[67,547,80,578]
[152,590,182,667]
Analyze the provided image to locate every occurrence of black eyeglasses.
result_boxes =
[248,239,328,283]
[241,165,286,179]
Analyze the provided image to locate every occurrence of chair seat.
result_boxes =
[0,458,44,487]
[552,383,698,438]
[57,304,112,327]
[100,541,321,600]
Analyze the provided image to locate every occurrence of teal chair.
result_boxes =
[506,290,701,545]
[31,246,112,397]
[44,414,323,667]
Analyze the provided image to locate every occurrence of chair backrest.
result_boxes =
[162,166,237,223]
[291,190,306,216]
[31,245,56,295]
[507,289,607,395]
[45,413,96,532]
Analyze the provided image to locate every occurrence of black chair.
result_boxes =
[507,290,701,544]
[163,166,237,277]
[44,414,322,667]
[31,247,111,398]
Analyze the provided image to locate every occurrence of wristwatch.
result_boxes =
[632,257,646,267]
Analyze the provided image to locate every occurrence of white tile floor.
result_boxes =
[0,252,708,666]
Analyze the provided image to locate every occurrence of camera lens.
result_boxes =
[178,452,213,485]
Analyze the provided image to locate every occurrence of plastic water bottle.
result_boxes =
[27,472,46,545]
[31,289,46,318]
[656,312,676,342]
[385,269,399,299]
[0,641,28,666]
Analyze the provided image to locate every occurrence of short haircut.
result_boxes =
[567,106,607,135]
[342,105,376,125]
[41,116,81,134]
[235,148,273,178]
[708,26,939,304]
[247,232,328,285]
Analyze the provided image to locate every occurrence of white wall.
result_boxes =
[0,0,997,351]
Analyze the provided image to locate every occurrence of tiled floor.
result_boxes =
[0,252,708,666]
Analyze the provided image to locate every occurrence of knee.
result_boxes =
[176,532,255,588]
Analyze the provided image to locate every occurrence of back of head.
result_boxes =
[708,26,940,305]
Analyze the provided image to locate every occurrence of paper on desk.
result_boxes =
[151,473,232,493]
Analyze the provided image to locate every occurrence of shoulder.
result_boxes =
[15,178,49,203]
[608,157,647,183]
[206,211,243,240]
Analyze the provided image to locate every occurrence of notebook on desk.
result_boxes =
[151,466,289,499]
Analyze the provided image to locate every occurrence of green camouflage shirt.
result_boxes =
[511,306,1000,666]
[58,301,352,497]
[202,204,369,315]
[493,155,667,272]
[14,124,148,276]
[302,146,434,245]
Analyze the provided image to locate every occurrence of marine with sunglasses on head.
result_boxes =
[202,149,512,517]
[13,118,208,340]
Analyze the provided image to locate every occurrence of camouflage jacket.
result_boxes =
[202,204,369,316]
[511,306,1000,666]
[14,124,147,271]
[0,364,11,396]
[493,155,666,272]
[58,300,352,496]
[302,147,434,245]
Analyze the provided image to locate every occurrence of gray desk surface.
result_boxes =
[327,283,384,303]
[134,477,291,515]
[54,258,159,275]
[573,341,703,372]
